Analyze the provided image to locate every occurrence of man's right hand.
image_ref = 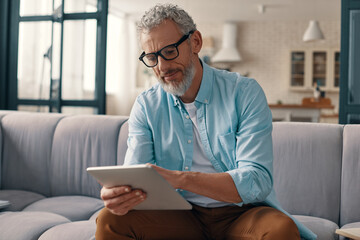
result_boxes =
[100,186,147,216]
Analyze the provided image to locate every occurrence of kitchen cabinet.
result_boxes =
[289,49,340,92]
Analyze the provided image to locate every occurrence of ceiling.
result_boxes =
[109,0,341,23]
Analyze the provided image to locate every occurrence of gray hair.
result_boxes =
[137,4,197,35]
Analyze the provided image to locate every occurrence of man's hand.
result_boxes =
[100,185,146,216]
[148,164,183,189]
[149,164,242,204]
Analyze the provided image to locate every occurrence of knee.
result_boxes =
[96,207,112,227]
[96,207,132,239]
[96,208,113,233]
[268,213,300,240]
[252,207,300,240]
[96,207,131,228]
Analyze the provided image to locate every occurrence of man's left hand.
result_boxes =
[147,163,242,203]
[148,164,183,189]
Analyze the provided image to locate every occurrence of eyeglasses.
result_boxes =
[139,30,195,68]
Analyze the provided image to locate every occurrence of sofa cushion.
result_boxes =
[39,220,96,240]
[117,120,129,165]
[0,211,70,240]
[294,215,339,240]
[340,125,360,226]
[90,208,102,220]
[0,112,4,188]
[0,190,45,211]
[272,122,343,224]
[49,115,128,198]
[23,196,104,221]
[0,111,22,188]
[1,112,64,196]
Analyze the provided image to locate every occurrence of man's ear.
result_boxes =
[191,30,202,54]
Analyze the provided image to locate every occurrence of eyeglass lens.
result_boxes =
[143,45,178,67]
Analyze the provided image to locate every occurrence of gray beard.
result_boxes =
[158,60,195,97]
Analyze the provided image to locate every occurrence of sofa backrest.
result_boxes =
[0,111,10,188]
[49,115,128,198]
[340,125,360,226]
[272,122,343,225]
[0,111,128,199]
[2,111,357,226]
[117,121,129,165]
[0,112,64,196]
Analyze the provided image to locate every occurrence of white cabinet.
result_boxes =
[289,49,340,92]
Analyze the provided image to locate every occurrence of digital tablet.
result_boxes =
[87,164,192,210]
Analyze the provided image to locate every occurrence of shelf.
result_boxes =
[289,87,313,92]
[290,49,340,91]
[291,75,304,78]
[289,87,339,93]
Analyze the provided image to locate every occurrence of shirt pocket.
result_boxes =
[218,132,236,169]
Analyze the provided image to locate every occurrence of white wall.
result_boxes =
[109,19,341,116]
[198,20,341,112]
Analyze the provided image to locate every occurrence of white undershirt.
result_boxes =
[183,102,231,208]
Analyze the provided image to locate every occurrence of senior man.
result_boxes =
[96,4,316,240]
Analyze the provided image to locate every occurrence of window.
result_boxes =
[7,0,108,114]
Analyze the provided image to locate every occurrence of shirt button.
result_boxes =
[187,140,192,144]
[186,115,190,119]
[185,166,189,170]
[204,99,208,103]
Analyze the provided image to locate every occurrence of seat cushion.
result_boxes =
[294,215,339,240]
[90,208,102,220]
[39,220,96,240]
[0,211,70,240]
[23,196,104,221]
[0,190,45,211]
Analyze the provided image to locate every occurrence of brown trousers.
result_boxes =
[96,204,300,240]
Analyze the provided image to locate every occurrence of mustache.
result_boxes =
[160,69,181,78]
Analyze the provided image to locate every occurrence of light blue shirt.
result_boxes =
[124,61,316,240]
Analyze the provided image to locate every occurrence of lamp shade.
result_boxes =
[303,20,325,42]
[212,22,242,63]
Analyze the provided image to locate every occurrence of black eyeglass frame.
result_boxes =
[139,30,195,68]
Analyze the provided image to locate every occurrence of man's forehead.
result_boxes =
[140,20,183,50]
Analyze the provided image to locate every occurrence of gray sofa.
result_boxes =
[0,111,359,240]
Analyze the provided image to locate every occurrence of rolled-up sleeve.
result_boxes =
[227,79,273,204]
[124,96,155,166]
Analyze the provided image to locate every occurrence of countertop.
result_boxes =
[269,97,335,109]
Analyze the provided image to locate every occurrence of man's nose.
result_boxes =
[157,55,171,73]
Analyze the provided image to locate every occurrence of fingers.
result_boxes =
[109,193,146,216]
[100,186,147,216]
[101,186,131,200]
[103,188,145,208]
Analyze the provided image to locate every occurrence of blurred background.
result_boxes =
[1,0,351,123]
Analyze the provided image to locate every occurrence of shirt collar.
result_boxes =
[171,59,213,107]
[195,59,213,105]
